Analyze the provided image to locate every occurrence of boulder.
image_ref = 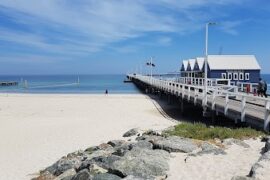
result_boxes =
[152,136,198,153]
[131,140,153,150]
[92,155,122,170]
[113,143,134,156]
[143,130,162,136]
[196,142,226,156]
[43,156,82,176]
[123,175,145,180]
[32,171,55,180]
[109,148,170,179]
[249,151,270,179]
[71,169,91,180]
[55,169,76,180]
[265,139,270,152]
[222,138,250,148]
[123,128,139,137]
[108,140,126,147]
[93,173,122,180]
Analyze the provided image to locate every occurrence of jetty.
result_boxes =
[127,74,270,132]
[0,81,18,86]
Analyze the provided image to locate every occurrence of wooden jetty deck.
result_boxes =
[0,81,18,86]
[127,74,270,132]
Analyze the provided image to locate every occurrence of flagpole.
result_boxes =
[150,57,153,85]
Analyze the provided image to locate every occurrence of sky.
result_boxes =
[0,0,270,75]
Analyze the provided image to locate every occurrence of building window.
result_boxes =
[245,73,250,80]
[233,73,238,80]
[228,73,232,80]
[221,73,226,79]
[239,73,244,80]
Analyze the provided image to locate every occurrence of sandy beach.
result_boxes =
[0,94,175,180]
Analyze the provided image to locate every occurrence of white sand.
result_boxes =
[0,94,175,180]
[167,139,265,180]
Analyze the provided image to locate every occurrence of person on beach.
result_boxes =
[105,89,108,95]
[258,78,268,98]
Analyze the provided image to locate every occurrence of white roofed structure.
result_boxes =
[196,57,204,71]
[182,60,188,71]
[188,59,196,71]
[207,55,261,70]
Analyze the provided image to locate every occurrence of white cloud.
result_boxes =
[0,0,247,57]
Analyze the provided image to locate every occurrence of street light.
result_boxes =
[204,22,217,113]
[146,57,155,85]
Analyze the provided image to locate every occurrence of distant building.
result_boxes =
[180,55,261,84]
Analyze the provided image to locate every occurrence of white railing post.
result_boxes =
[194,88,198,105]
[188,86,191,101]
[241,96,246,122]
[225,94,229,116]
[264,100,270,131]
[212,88,216,111]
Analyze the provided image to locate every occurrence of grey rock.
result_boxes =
[223,138,250,148]
[249,151,270,178]
[113,143,134,156]
[265,139,270,152]
[55,169,76,180]
[123,175,145,180]
[123,128,139,137]
[152,136,198,153]
[71,169,91,180]
[131,140,153,150]
[109,148,170,179]
[93,173,121,180]
[143,130,162,136]
[92,155,122,170]
[231,176,253,180]
[44,156,82,176]
[108,140,126,147]
[32,171,55,180]
[196,142,226,156]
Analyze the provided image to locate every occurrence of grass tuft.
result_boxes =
[164,122,266,141]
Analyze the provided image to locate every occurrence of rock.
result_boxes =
[108,140,126,147]
[43,156,82,176]
[265,139,270,152]
[131,140,153,150]
[123,128,139,137]
[92,155,122,170]
[196,142,226,156]
[98,143,114,150]
[32,171,55,180]
[90,164,108,175]
[231,176,253,180]
[143,130,162,136]
[222,138,250,148]
[93,173,122,180]
[152,136,198,153]
[113,143,134,156]
[55,169,76,180]
[71,169,91,180]
[123,175,145,180]
[109,148,170,179]
[249,151,270,179]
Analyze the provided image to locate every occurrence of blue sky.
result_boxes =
[0,0,270,74]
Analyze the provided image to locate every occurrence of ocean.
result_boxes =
[0,74,269,94]
[0,74,140,94]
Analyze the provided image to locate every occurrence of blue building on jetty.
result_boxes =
[180,55,261,84]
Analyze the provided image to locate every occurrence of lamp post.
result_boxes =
[203,22,216,113]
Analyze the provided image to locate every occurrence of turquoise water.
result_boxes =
[0,75,140,94]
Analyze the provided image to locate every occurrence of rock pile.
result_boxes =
[33,128,252,180]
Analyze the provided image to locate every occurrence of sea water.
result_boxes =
[0,74,269,94]
[0,74,140,94]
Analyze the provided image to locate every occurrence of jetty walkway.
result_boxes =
[127,74,270,132]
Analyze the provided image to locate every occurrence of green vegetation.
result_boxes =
[164,122,266,141]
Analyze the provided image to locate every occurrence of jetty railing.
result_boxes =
[129,74,270,131]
